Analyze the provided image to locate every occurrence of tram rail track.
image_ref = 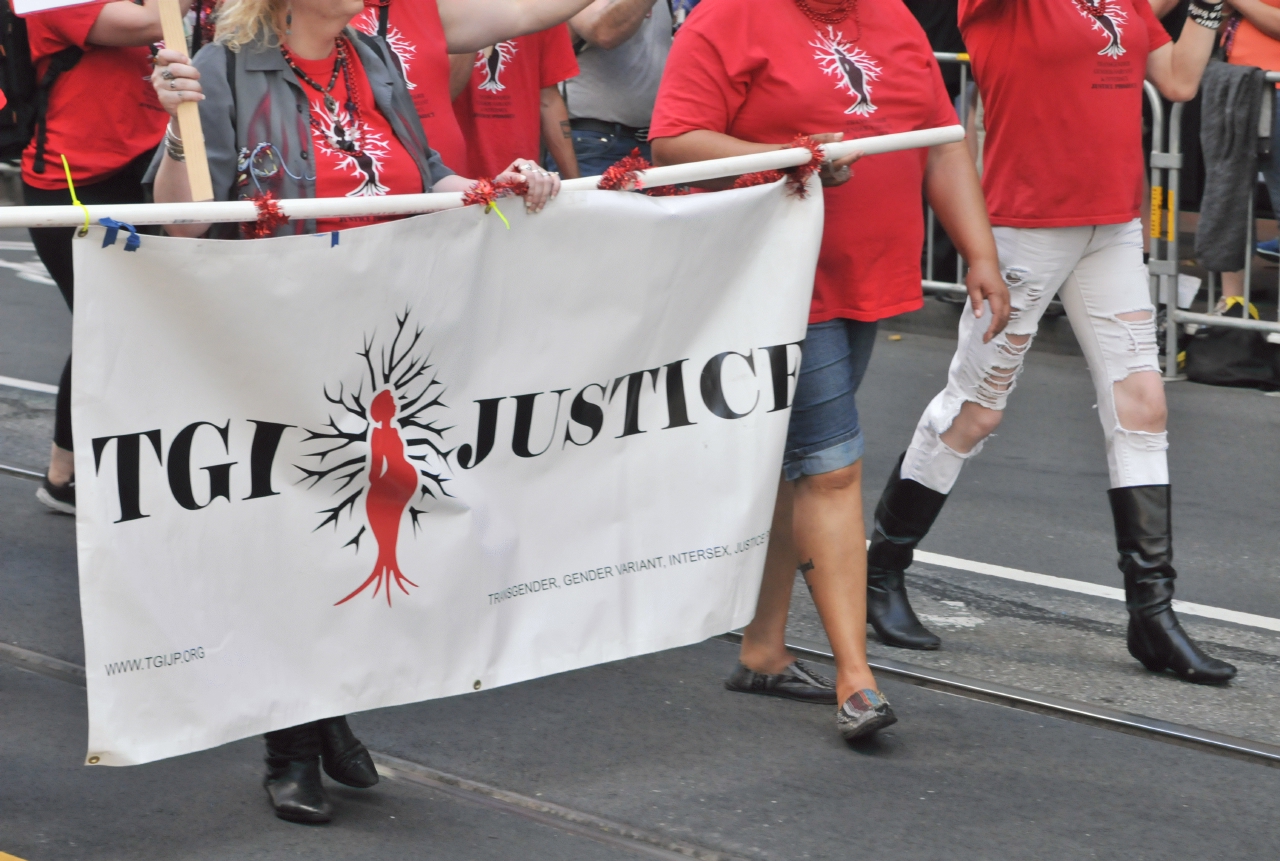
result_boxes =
[0,462,42,481]
[7,631,1280,775]
[0,639,747,861]
[716,632,1280,768]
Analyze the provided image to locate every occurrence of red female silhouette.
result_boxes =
[336,390,419,606]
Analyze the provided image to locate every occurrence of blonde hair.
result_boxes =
[215,0,285,52]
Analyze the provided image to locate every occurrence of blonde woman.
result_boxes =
[150,0,559,823]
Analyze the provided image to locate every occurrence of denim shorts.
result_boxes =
[782,318,879,481]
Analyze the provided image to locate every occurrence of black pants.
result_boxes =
[23,151,154,454]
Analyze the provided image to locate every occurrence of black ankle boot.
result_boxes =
[264,723,332,824]
[1109,485,1236,685]
[318,716,379,788]
[866,454,945,650]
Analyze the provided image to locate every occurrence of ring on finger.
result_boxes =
[160,69,175,80]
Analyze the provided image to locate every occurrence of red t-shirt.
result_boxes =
[291,48,424,233]
[21,2,168,190]
[451,25,579,178]
[353,0,468,176]
[959,0,1172,227]
[650,0,957,323]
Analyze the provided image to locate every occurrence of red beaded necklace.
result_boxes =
[1072,0,1106,17]
[793,0,856,26]
[792,0,860,41]
[279,37,367,157]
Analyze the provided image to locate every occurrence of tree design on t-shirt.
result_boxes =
[810,27,881,117]
[1073,0,1127,59]
[309,96,392,198]
[475,41,518,93]
[354,8,417,91]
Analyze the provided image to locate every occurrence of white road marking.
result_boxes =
[914,549,1280,634]
[0,240,36,251]
[0,257,54,284]
[919,613,985,629]
[0,375,57,394]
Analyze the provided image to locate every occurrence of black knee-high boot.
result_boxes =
[317,716,379,788]
[866,454,945,650]
[264,722,332,823]
[1109,485,1236,685]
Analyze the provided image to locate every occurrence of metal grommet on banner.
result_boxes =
[60,154,91,237]
[87,755,101,764]
[473,680,482,690]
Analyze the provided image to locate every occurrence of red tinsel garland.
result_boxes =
[597,149,692,195]
[246,139,811,239]
[733,169,786,190]
[244,192,288,239]
[462,176,528,210]
[785,133,825,197]
[597,148,652,191]
[601,136,823,199]
[736,136,825,197]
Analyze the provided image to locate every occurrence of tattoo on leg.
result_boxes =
[799,559,816,595]
[559,120,572,139]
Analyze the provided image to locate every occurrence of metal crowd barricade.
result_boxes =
[927,59,1279,377]
[924,52,971,299]
[1145,80,1183,378]
[1154,73,1280,379]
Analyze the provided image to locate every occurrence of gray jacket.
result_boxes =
[148,29,454,237]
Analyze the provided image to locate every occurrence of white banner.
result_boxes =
[14,0,99,15]
[73,181,822,765]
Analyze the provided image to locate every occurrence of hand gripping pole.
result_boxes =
[158,0,214,202]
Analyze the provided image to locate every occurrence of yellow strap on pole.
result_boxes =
[1150,186,1164,240]
[1166,190,1178,243]
[157,0,214,202]
[60,154,90,236]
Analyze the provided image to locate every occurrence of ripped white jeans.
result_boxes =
[903,219,1167,492]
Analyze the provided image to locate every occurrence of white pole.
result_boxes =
[0,125,963,230]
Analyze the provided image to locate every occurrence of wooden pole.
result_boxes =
[157,0,214,202]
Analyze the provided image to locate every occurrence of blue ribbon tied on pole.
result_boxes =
[98,217,141,252]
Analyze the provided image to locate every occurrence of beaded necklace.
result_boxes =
[792,0,860,39]
[279,37,367,157]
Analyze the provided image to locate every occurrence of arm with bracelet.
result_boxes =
[1146,0,1225,101]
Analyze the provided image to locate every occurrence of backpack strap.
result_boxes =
[378,0,390,39]
[190,0,203,55]
[224,42,237,104]
[31,46,83,175]
[353,29,390,66]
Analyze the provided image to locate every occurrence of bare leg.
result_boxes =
[1112,370,1167,436]
[739,477,800,675]
[48,443,74,485]
[937,332,1033,456]
[1220,270,1245,300]
[791,461,876,704]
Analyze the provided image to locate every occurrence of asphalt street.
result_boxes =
[0,229,64,387]
[3,229,1280,858]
